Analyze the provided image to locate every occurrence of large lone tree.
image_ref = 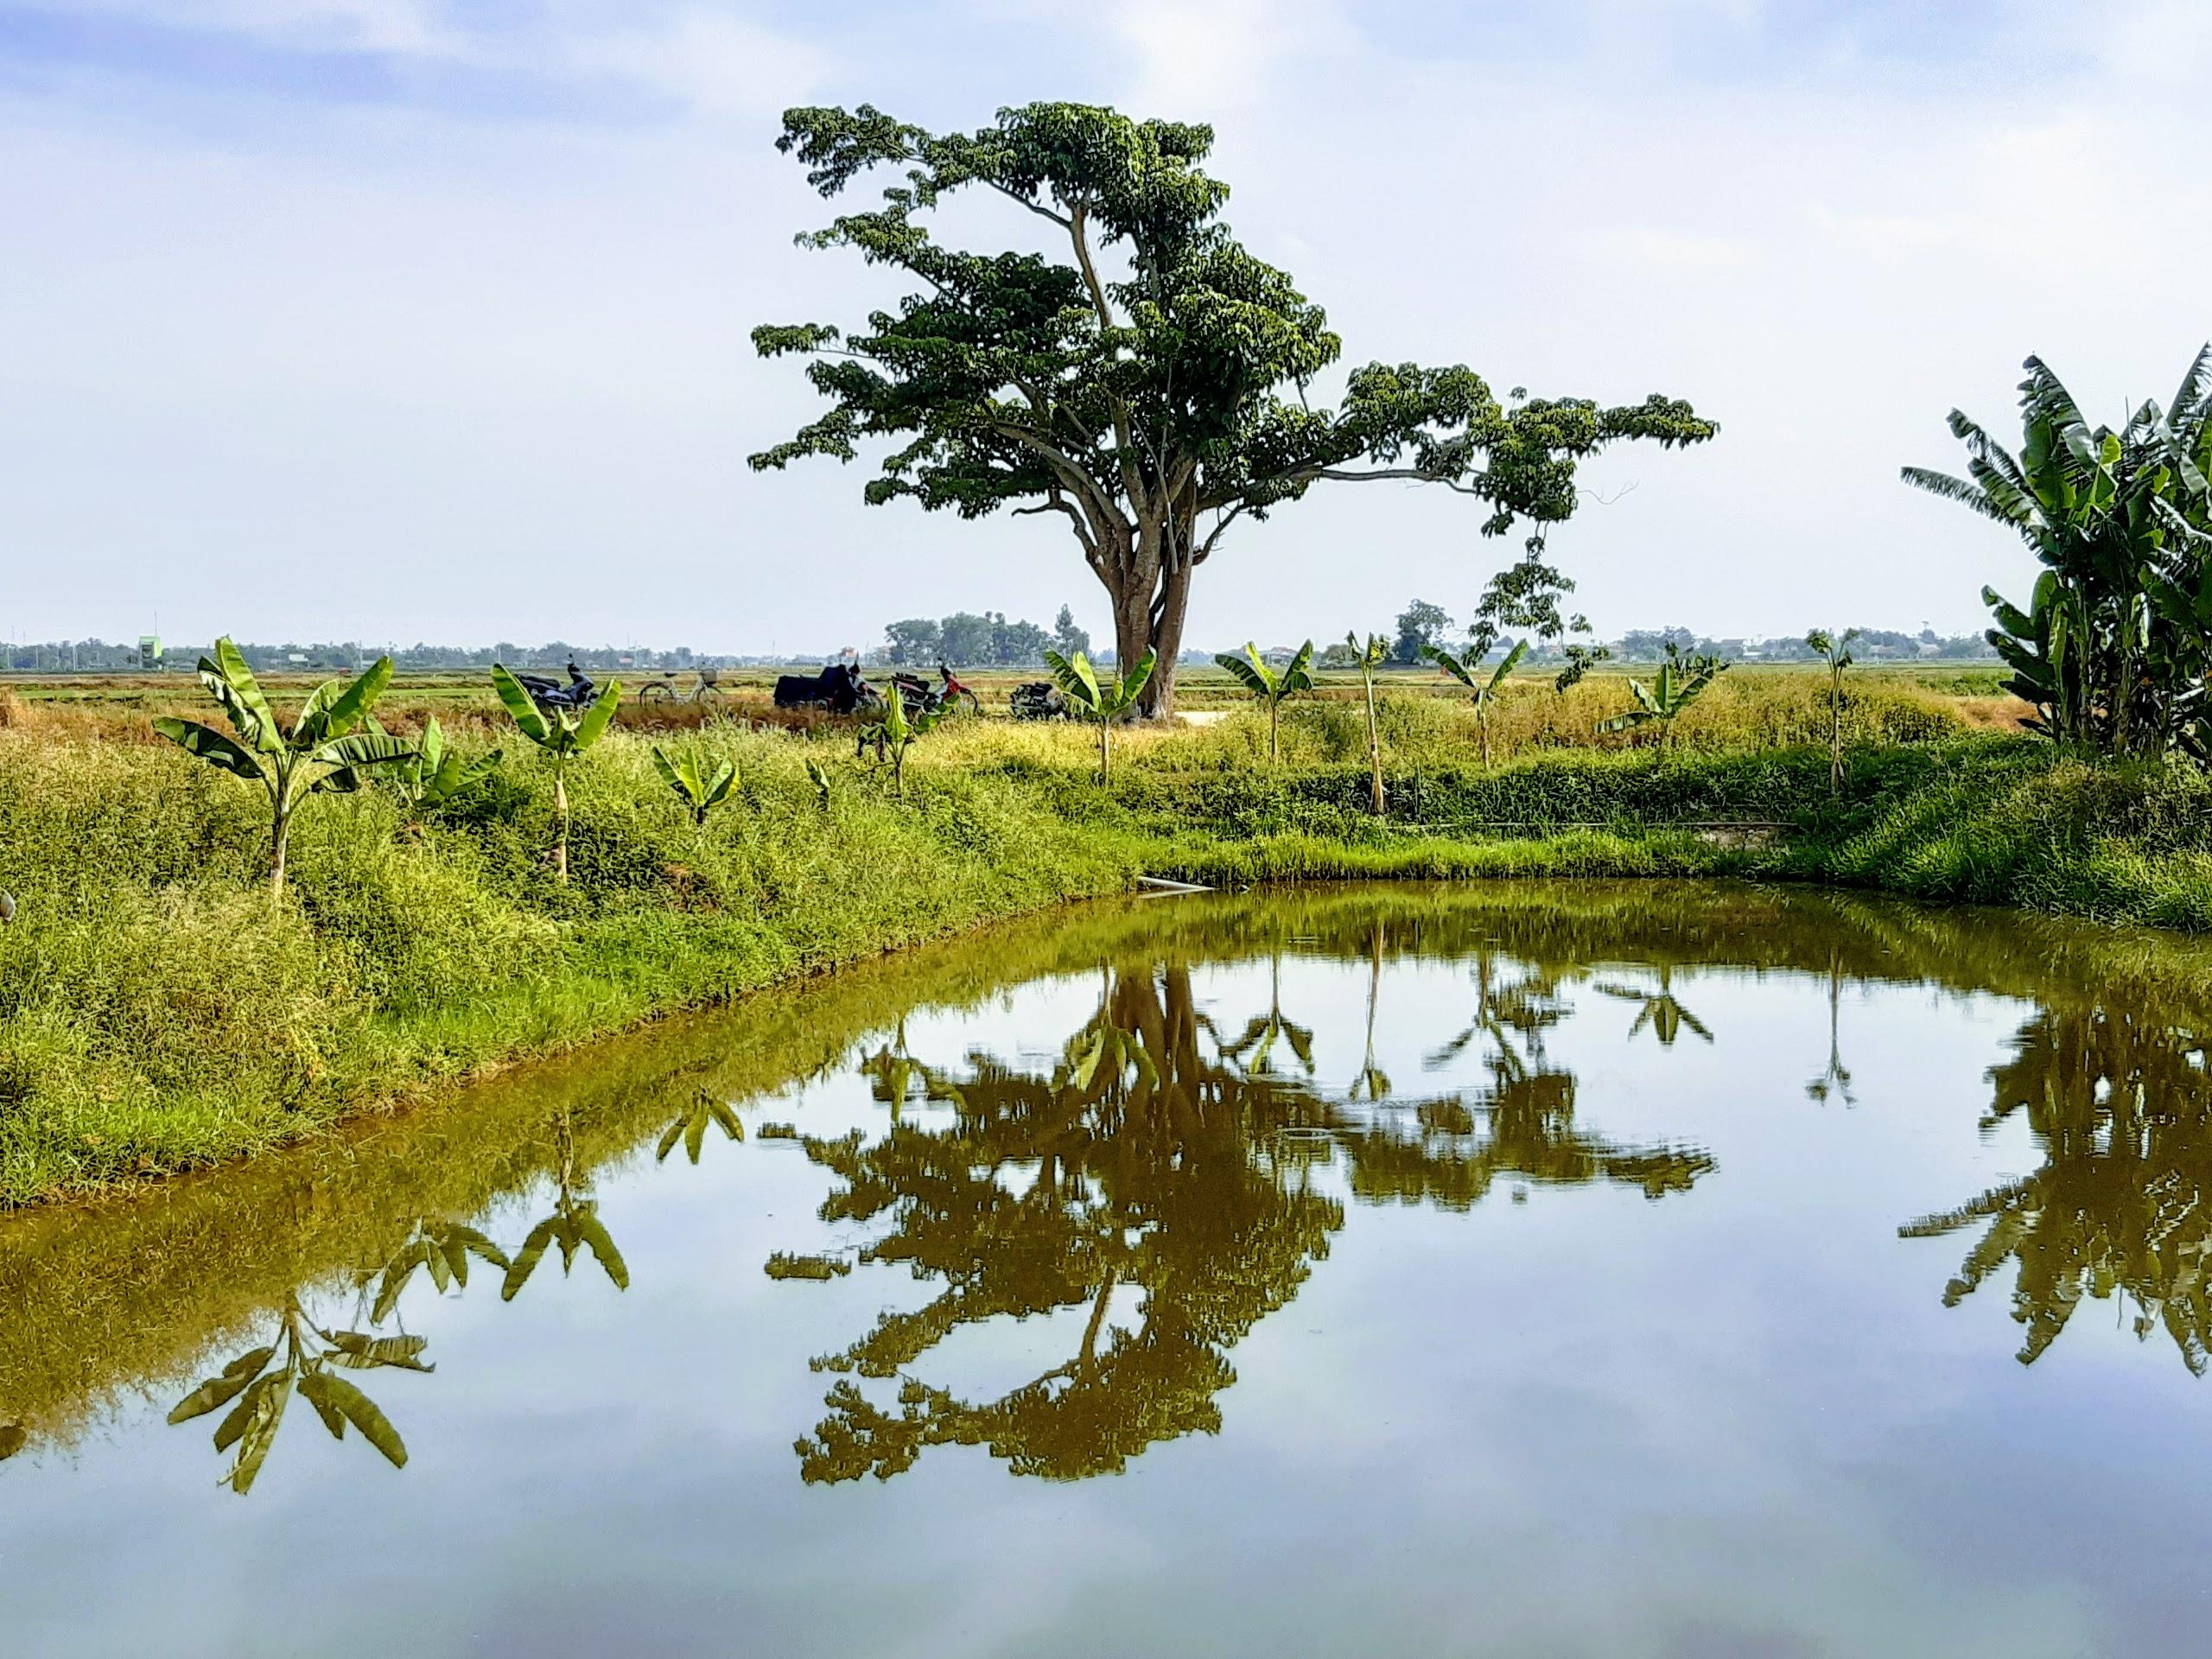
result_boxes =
[752,102,1718,715]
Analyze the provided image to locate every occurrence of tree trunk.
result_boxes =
[553,768,570,884]
[1268,702,1281,764]
[1096,512,1197,720]
[270,801,290,900]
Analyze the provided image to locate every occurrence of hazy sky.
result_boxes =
[3,1,2209,655]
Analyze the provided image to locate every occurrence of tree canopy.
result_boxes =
[752,100,1718,714]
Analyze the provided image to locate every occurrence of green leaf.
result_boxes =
[708,1098,744,1140]
[0,1423,25,1461]
[324,1330,430,1365]
[685,1110,707,1164]
[226,1373,289,1494]
[320,656,393,740]
[222,1344,278,1380]
[439,1229,472,1287]
[491,664,551,744]
[168,1359,263,1423]
[293,679,344,747]
[315,730,416,773]
[657,1116,687,1161]
[574,679,622,749]
[309,1370,408,1470]
[449,1225,510,1271]
[297,1369,350,1440]
[207,638,282,752]
[213,1373,275,1453]
[152,718,266,784]
[502,1218,557,1301]
[1214,646,1270,699]
[372,1246,420,1324]
[1486,639,1531,692]
[1116,648,1158,710]
[652,746,691,804]
[577,1212,630,1290]
[1421,644,1475,688]
[1044,649,1100,713]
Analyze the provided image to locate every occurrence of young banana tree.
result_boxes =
[1805,627,1860,796]
[855,682,948,796]
[166,1293,429,1496]
[658,1088,746,1165]
[1595,642,1731,749]
[1045,648,1157,783]
[1423,638,1529,767]
[652,746,739,826]
[501,1112,629,1300]
[1213,640,1315,762]
[328,715,501,817]
[1344,632,1391,812]
[492,664,620,883]
[153,639,412,898]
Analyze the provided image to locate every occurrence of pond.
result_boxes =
[5,880,2212,1657]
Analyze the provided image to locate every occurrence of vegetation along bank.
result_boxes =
[3,653,2212,1207]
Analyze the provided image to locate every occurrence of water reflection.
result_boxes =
[1902,1001,2212,1370]
[501,1109,630,1300]
[783,946,1707,1484]
[165,1293,434,1495]
[6,880,2212,1511]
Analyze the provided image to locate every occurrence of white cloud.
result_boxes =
[588,10,830,119]
[2,1,2209,649]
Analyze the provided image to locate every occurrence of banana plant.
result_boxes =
[1422,638,1529,767]
[501,1113,628,1300]
[153,639,412,898]
[1044,647,1158,784]
[1595,968,1713,1047]
[1805,627,1860,796]
[855,682,947,797]
[326,715,501,819]
[1344,632,1391,812]
[1213,640,1315,762]
[1595,642,1731,748]
[652,745,739,826]
[1904,349,2212,756]
[1216,952,1316,1079]
[392,717,501,815]
[358,1218,511,1323]
[1347,925,1391,1102]
[657,1089,745,1165]
[491,664,620,883]
[166,1293,429,1496]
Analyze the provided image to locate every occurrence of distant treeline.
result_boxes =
[1379,601,1993,668]
[1,639,757,674]
[3,618,1996,677]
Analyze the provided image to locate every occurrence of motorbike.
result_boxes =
[511,662,598,715]
[888,664,982,717]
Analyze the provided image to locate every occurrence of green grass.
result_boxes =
[3,709,2209,1204]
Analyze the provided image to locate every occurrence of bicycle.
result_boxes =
[636,667,727,708]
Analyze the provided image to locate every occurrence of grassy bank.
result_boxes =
[3,697,2210,1204]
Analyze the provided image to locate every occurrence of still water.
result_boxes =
[5,881,2212,1657]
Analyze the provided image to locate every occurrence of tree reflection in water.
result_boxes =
[1903,1002,2212,1370]
[785,944,1712,1484]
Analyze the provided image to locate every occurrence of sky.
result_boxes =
[3,1,2209,657]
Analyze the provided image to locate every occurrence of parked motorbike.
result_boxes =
[890,664,982,717]
[510,662,598,715]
